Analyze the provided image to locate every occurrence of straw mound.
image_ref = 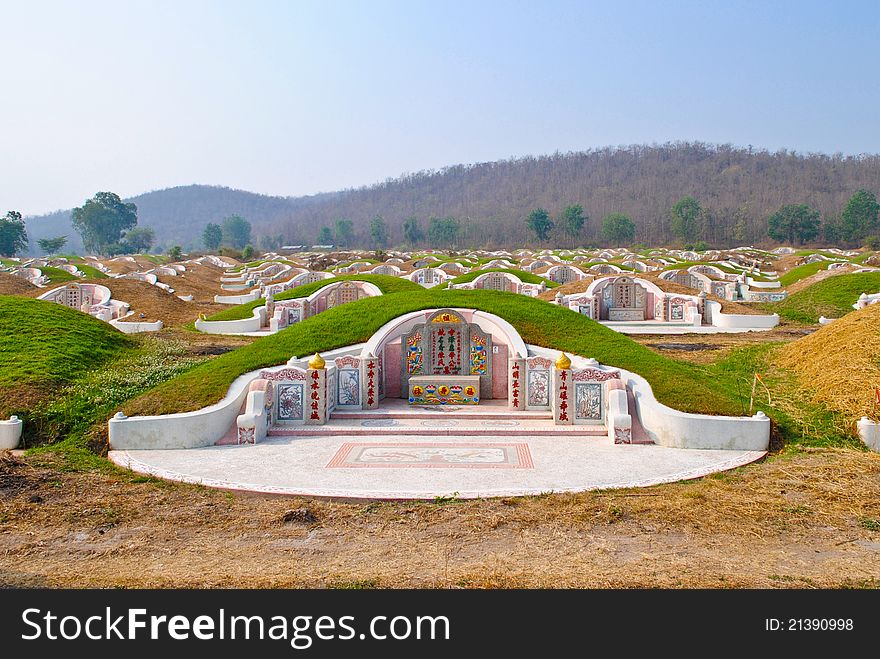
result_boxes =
[0,273,39,295]
[776,302,880,423]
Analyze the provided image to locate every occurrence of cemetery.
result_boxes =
[2,242,879,586]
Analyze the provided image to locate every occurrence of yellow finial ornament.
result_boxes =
[308,353,326,369]
[555,352,571,370]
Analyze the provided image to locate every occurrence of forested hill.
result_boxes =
[24,144,880,252]
[23,185,335,254]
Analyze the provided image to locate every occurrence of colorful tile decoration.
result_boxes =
[431,312,461,323]
[327,442,533,469]
[406,332,423,375]
[470,333,487,375]
[408,378,480,405]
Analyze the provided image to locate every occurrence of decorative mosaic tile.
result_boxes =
[326,442,534,469]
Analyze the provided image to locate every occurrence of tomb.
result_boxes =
[110,306,772,460]
[38,282,129,321]
[448,271,545,296]
[197,279,382,335]
[406,267,450,287]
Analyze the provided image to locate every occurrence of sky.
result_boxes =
[2,0,879,215]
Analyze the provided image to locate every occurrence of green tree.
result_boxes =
[71,192,137,254]
[241,244,255,260]
[369,216,388,248]
[766,204,821,244]
[221,215,252,249]
[428,217,460,246]
[840,189,880,244]
[37,235,68,254]
[601,213,636,244]
[334,218,354,247]
[822,215,843,245]
[120,226,154,253]
[203,223,222,251]
[317,226,333,244]
[167,245,182,261]
[0,211,28,256]
[525,208,554,242]
[669,196,701,242]
[560,204,586,242]
[402,217,424,245]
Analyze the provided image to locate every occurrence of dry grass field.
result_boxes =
[1,447,878,588]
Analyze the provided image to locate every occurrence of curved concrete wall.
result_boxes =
[195,306,266,334]
[706,301,779,329]
[214,290,262,305]
[110,318,164,333]
[527,345,770,451]
[109,372,257,450]
[746,278,782,289]
[108,345,363,450]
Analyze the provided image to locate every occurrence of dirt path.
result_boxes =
[1,448,878,588]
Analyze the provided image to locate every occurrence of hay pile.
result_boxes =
[776,302,880,424]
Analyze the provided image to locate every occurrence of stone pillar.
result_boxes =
[697,291,707,325]
[306,353,327,425]
[552,353,572,425]
[361,352,379,409]
[508,357,525,410]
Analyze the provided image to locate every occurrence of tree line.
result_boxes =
[16,143,880,254]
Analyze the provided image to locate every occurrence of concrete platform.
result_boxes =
[109,434,766,500]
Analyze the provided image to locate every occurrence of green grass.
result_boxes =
[439,268,560,288]
[712,344,857,448]
[205,275,424,322]
[39,266,79,284]
[778,261,827,287]
[129,288,750,419]
[77,264,108,279]
[0,296,133,393]
[768,272,880,323]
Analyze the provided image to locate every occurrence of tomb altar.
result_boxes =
[401,309,493,402]
[408,375,480,405]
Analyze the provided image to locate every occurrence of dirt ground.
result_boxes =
[0,273,39,295]
[1,448,878,588]
[631,325,814,364]
[78,279,225,326]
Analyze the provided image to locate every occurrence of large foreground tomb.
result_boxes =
[108,307,771,498]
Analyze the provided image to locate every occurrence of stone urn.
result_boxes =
[0,416,23,449]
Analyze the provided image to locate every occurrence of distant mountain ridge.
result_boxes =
[23,143,880,253]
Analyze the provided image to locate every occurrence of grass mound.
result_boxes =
[0,296,134,417]
[39,266,79,284]
[206,275,423,322]
[126,288,747,418]
[439,268,560,289]
[770,272,880,323]
[775,303,880,425]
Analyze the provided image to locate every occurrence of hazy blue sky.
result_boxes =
[2,0,879,215]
